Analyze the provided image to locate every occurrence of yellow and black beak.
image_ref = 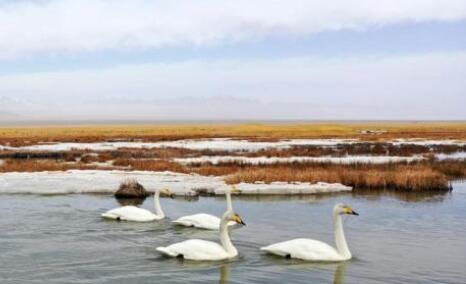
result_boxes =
[232,214,246,226]
[231,186,242,194]
[345,207,359,216]
[163,189,175,198]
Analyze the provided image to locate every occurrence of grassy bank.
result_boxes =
[1,157,463,191]
[0,122,464,191]
[223,164,451,191]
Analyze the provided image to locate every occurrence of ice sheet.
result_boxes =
[1,138,464,152]
[0,138,357,152]
[390,139,466,146]
[0,170,352,196]
[435,152,466,160]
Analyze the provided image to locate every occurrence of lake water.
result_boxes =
[1,183,465,283]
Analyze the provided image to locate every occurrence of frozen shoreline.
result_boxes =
[1,138,464,152]
[435,152,466,160]
[0,170,352,196]
[0,138,357,152]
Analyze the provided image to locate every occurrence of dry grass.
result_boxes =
[100,147,226,160]
[432,160,466,177]
[0,159,99,172]
[247,143,466,157]
[0,122,465,146]
[0,156,462,190]
[223,164,451,191]
[0,150,86,161]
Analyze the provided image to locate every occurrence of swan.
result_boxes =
[261,204,358,261]
[157,210,246,261]
[101,188,173,222]
[172,187,240,230]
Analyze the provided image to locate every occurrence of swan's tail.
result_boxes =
[260,246,270,252]
[172,219,192,226]
[260,245,288,257]
[101,213,118,219]
[156,247,178,257]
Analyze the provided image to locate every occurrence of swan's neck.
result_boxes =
[333,212,351,259]
[153,190,164,218]
[225,191,233,211]
[219,213,237,256]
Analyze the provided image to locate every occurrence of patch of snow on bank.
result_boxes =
[0,170,352,195]
[2,138,465,152]
[0,138,358,152]
[175,155,425,165]
[0,170,219,195]
[216,182,352,195]
[391,139,466,146]
[436,152,466,160]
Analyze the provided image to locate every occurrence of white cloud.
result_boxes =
[0,52,465,120]
[0,0,466,59]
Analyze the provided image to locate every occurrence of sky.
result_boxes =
[0,0,465,121]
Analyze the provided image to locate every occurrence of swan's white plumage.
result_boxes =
[172,187,239,230]
[157,239,232,261]
[101,206,161,222]
[260,238,344,261]
[172,213,236,230]
[101,188,171,222]
[261,203,358,262]
[158,210,244,261]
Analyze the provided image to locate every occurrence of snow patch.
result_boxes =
[1,138,464,152]
[0,138,357,152]
[0,170,352,196]
[435,152,466,160]
[216,182,352,195]
[390,139,466,146]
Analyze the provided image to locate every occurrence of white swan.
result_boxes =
[157,210,246,261]
[261,204,358,261]
[172,187,240,230]
[101,188,173,222]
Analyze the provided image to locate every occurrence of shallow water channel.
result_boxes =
[1,182,465,283]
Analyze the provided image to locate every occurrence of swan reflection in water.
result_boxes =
[218,262,231,284]
[333,262,347,284]
[217,261,347,284]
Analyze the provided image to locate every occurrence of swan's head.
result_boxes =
[161,188,174,198]
[225,211,246,226]
[334,203,359,216]
[230,186,242,194]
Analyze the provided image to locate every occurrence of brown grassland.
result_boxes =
[0,122,465,146]
[0,159,100,172]
[0,122,465,191]
[1,157,463,191]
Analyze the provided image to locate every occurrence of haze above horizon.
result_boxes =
[0,1,465,121]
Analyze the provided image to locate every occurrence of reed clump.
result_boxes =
[0,159,98,172]
[432,160,466,177]
[244,144,466,158]
[223,164,451,191]
[115,178,148,198]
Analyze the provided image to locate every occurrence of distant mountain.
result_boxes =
[0,96,34,122]
[0,110,20,120]
[0,95,32,107]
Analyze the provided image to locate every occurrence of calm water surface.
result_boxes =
[1,183,465,283]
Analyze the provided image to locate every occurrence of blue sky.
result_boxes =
[0,0,465,120]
